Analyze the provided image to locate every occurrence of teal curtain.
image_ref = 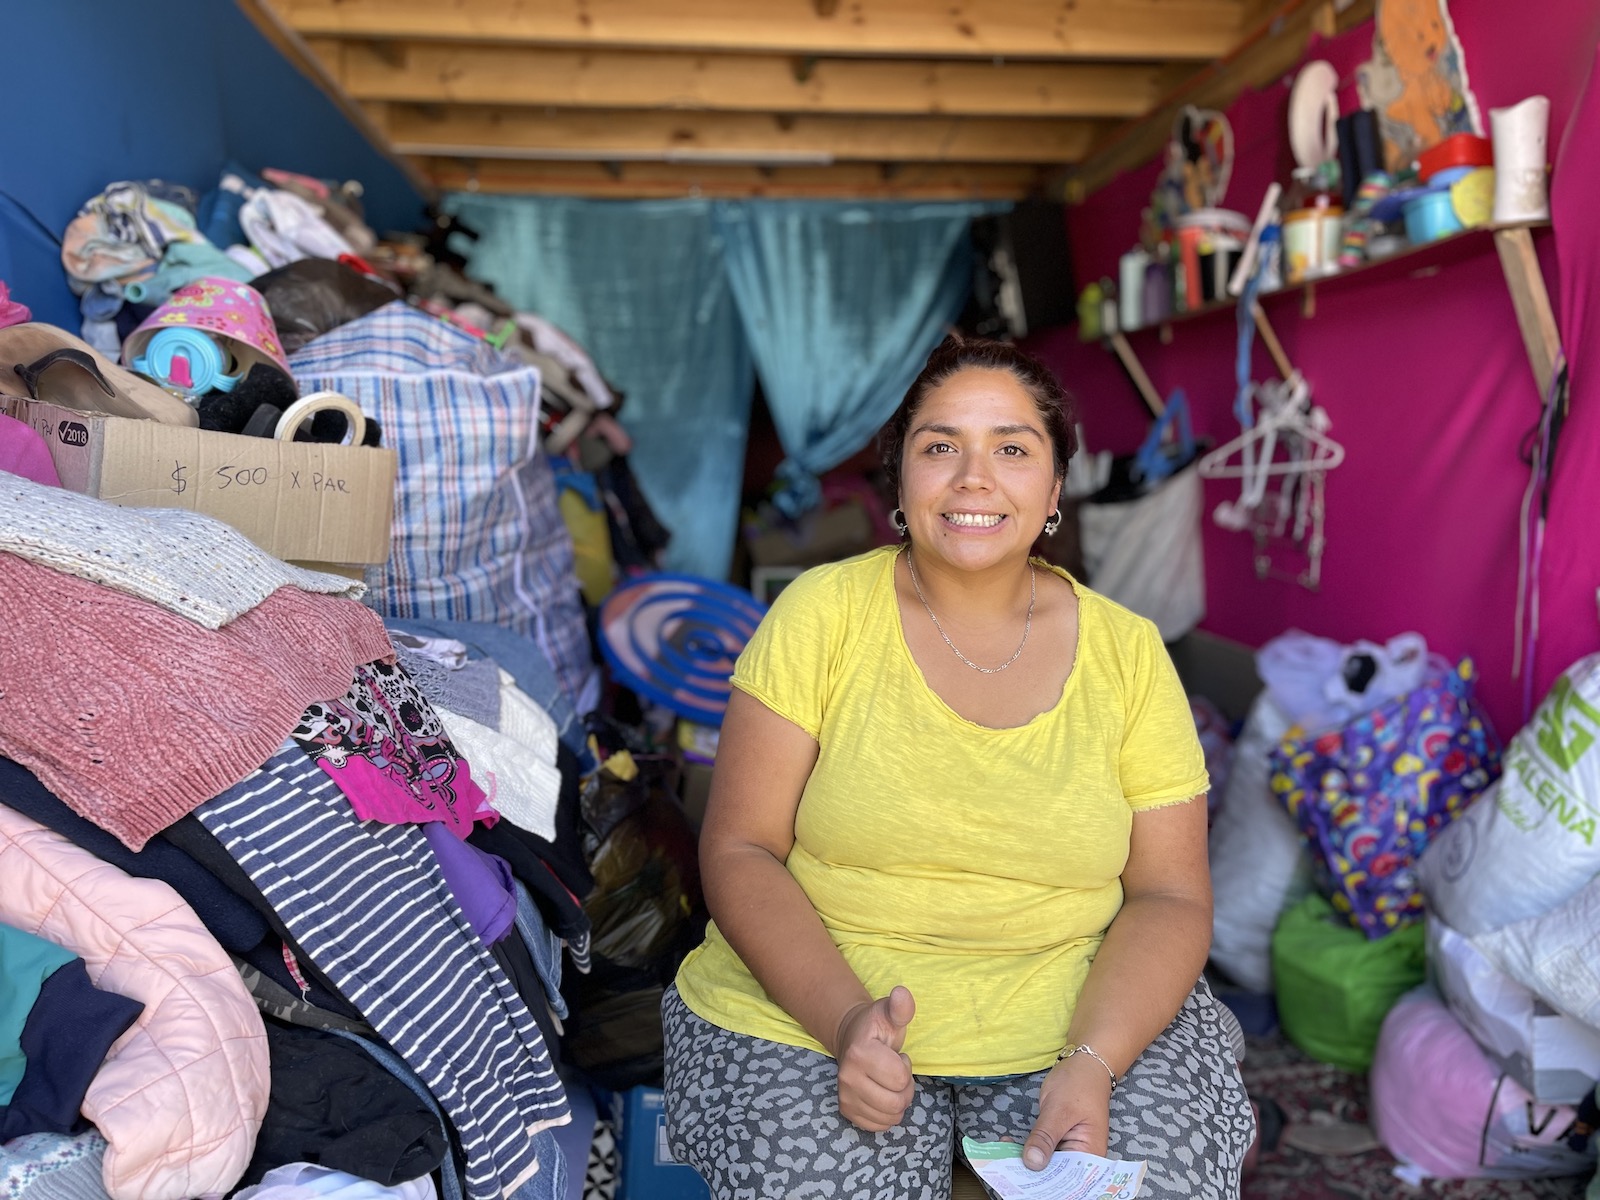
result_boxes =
[445,195,754,582]
[712,200,997,514]
[445,195,997,578]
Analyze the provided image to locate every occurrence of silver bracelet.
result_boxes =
[1056,1042,1118,1092]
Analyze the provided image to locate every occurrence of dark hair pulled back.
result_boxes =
[878,334,1077,506]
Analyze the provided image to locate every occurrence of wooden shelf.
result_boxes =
[1119,219,1552,337]
[1104,218,1559,415]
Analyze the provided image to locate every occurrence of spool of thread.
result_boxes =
[1490,95,1551,223]
[1281,207,1344,283]
[274,391,368,446]
[132,327,241,398]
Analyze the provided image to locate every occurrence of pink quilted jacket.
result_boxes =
[0,805,269,1200]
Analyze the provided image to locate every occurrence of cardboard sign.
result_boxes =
[4,396,396,567]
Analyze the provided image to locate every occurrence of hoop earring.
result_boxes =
[1043,509,1062,537]
[890,507,908,537]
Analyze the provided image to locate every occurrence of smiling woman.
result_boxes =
[663,335,1254,1200]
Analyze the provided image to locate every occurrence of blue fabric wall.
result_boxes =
[0,2,423,329]
[447,195,756,582]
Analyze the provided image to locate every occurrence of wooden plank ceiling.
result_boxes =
[242,0,1373,202]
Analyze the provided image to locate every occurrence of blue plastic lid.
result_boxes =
[598,574,768,726]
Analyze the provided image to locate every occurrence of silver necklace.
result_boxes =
[905,549,1035,674]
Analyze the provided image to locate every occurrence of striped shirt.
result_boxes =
[197,744,570,1200]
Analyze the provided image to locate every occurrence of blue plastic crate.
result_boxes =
[613,1086,710,1200]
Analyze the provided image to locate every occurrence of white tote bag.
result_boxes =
[1077,462,1205,641]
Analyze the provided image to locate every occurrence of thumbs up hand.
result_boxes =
[834,986,917,1132]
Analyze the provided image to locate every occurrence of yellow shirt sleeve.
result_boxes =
[728,560,856,740]
[1117,615,1210,809]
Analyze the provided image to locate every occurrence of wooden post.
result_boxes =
[1494,226,1561,398]
[1107,332,1167,418]
[1251,303,1297,382]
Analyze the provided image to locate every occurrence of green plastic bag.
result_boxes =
[1271,892,1426,1072]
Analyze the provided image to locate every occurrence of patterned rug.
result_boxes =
[1242,1032,1591,1199]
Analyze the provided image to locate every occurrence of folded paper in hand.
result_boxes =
[961,1137,1146,1199]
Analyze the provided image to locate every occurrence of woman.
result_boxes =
[664,336,1254,1198]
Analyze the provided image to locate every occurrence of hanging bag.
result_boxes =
[1078,392,1205,641]
[1268,658,1502,938]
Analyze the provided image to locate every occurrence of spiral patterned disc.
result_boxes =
[598,573,768,726]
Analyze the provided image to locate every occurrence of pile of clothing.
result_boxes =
[0,469,601,1200]
[0,158,710,1200]
[34,168,676,710]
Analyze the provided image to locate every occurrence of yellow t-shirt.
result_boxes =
[674,545,1208,1076]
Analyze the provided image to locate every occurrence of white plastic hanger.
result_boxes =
[1199,375,1344,529]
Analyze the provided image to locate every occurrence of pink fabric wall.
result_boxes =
[1030,1,1600,740]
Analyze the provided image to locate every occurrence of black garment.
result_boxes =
[164,815,364,1021]
[465,742,593,947]
[597,456,671,570]
[548,744,595,900]
[0,959,143,1139]
[467,822,589,944]
[238,1021,447,1190]
[0,758,268,953]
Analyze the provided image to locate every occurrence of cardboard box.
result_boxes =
[1428,916,1600,1105]
[612,1086,709,1200]
[4,396,396,567]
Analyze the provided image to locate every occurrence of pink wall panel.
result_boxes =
[1033,0,1600,739]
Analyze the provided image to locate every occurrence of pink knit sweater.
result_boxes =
[0,553,396,850]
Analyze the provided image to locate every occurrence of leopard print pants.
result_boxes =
[662,978,1253,1199]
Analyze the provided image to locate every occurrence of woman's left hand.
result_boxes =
[1021,1053,1113,1169]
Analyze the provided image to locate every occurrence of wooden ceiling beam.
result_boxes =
[307,39,1172,119]
[374,105,1100,165]
[234,0,435,197]
[270,0,1246,61]
[1065,0,1377,199]
[417,157,1046,199]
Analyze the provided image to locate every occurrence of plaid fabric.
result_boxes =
[290,303,597,711]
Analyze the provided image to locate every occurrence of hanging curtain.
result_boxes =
[712,200,998,514]
[444,195,754,582]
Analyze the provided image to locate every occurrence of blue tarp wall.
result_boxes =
[0,1,424,328]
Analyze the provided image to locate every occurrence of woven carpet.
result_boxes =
[1242,1031,1591,1199]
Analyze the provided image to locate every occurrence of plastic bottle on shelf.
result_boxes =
[1077,280,1105,341]
[1119,247,1149,331]
[1142,242,1175,326]
[1280,165,1345,283]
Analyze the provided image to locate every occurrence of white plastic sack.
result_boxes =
[1208,691,1311,993]
[1370,987,1594,1180]
[1429,916,1600,1105]
[1256,629,1429,735]
[1078,463,1203,642]
[1418,654,1600,935]
[1475,873,1600,1032]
